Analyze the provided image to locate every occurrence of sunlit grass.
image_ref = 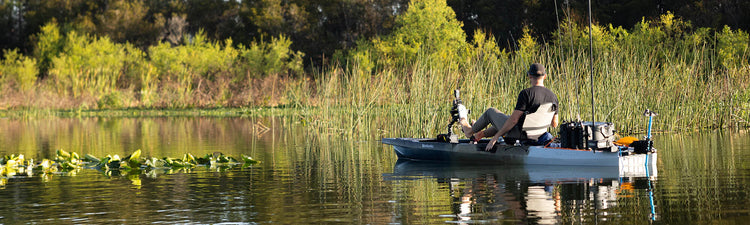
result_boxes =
[296,38,749,139]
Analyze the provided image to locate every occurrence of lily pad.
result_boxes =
[241,155,260,164]
[84,154,100,163]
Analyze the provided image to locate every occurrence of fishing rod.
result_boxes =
[565,0,581,122]
[587,0,596,150]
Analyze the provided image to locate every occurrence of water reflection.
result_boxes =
[0,117,282,158]
[385,160,657,224]
[1,117,749,224]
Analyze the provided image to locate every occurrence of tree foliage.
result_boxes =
[362,0,467,69]
[96,0,162,47]
[0,49,37,91]
[49,31,132,97]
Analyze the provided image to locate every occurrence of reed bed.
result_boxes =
[299,29,749,140]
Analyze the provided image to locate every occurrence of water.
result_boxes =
[1,117,749,224]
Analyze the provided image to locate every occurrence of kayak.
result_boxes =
[381,137,657,176]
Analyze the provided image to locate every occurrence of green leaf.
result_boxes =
[195,154,211,165]
[84,154,100,163]
[145,157,167,168]
[185,153,197,164]
[124,149,142,164]
[57,149,71,160]
[59,161,79,171]
[241,155,260,164]
[97,156,111,168]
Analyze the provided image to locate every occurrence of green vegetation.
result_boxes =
[0,149,260,186]
[305,10,750,137]
[0,23,305,108]
[0,1,748,134]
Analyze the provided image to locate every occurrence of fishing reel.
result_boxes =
[438,90,467,143]
[449,89,464,125]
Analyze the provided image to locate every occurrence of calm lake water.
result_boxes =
[1,117,749,224]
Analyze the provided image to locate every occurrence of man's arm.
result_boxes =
[486,110,524,151]
[498,110,524,136]
[551,113,559,128]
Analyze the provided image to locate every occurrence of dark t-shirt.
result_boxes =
[514,86,558,125]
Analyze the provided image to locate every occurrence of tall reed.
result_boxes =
[297,21,749,139]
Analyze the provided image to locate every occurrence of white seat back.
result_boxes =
[522,103,555,141]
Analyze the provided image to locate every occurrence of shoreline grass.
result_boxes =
[0,107,300,119]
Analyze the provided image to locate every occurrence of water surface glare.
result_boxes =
[0,117,749,224]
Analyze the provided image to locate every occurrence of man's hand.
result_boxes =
[485,135,499,151]
[485,132,503,151]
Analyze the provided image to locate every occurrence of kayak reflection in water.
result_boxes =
[446,173,626,224]
[386,160,656,223]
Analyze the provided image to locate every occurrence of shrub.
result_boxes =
[49,31,128,97]
[150,31,238,80]
[237,35,304,79]
[716,26,749,69]
[34,22,64,77]
[0,49,38,91]
[517,27,539,63]
[97,91,124,109]
[369,0,468,69]
[347,39,376,75]
[469,30,505,64]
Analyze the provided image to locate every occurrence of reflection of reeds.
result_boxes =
[639,131,750,222]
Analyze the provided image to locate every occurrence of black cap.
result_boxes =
[527,63,546,77]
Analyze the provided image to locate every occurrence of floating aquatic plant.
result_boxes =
[0,149,260,185]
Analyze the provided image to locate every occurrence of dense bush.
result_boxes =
[237,35,304,79]
[354,0,468,70]
[25,23,302,108]
[49,31,131,97]
[716,26,750,69]
[33,22,64,77]
[0,49,37,91]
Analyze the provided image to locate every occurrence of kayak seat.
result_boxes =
[520,103,556,141]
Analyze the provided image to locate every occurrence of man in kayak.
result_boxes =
[457,63,559,151]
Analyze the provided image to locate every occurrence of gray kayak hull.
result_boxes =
[382,138,657,176]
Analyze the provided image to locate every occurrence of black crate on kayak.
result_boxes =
[559,121,616,151]
[560,122,586,149]
[631,140,654,154]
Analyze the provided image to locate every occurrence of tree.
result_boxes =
[0,1,25,52]
[371,0,468,67]
[96,0,162,48]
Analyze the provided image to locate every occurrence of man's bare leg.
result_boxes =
[459,119,486,140]
[459,118,473,138]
